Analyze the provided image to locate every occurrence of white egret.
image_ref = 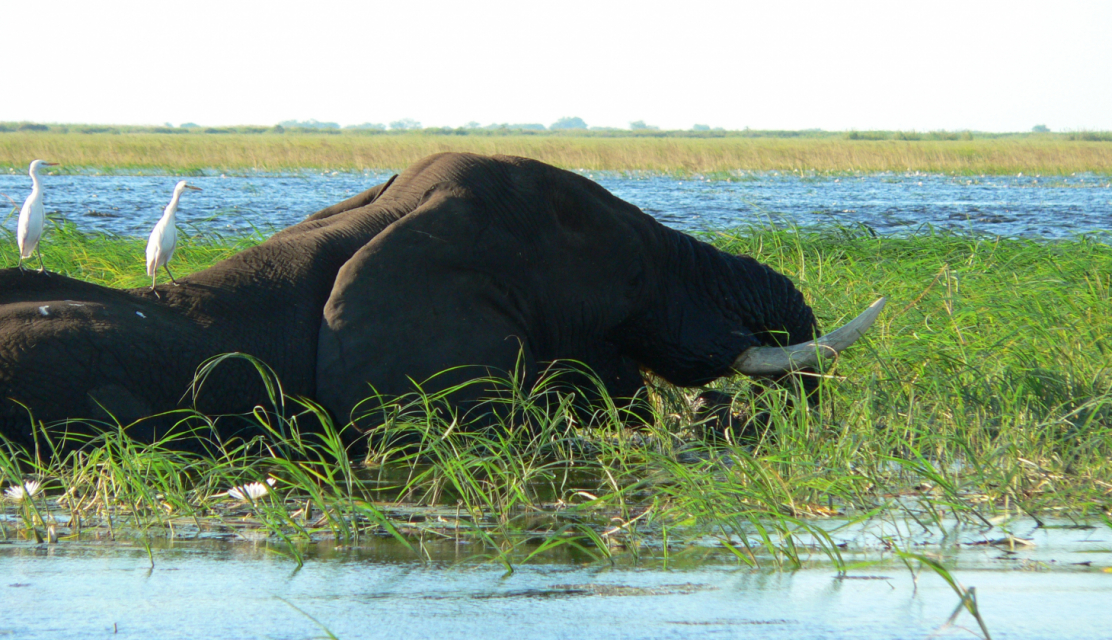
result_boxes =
[146,180,201,290]
[17,159,59,273]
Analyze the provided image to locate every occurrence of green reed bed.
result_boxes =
[0,218,265,287]
[3,131,1112,175]
[1,225,1110,571]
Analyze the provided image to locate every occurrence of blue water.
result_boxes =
[2,170,1110,239]
[2,541,1110,640]
[1,517,1109,639]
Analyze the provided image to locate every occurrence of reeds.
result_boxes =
[2,132,1111,175]
[0,217,265,287]
[1,226,1109,572]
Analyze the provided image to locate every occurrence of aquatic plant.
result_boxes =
[3,479,40,502]
[226,478,276,501]
[0,225,1108,576]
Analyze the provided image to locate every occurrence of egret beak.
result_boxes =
[43,162,59,166]
[185,185,202,191]
[732,297,887,375]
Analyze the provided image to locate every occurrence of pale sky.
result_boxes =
[5,0,1111,132]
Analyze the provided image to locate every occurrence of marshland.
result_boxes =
[2,126,1112,175]
[2,129,1111,639]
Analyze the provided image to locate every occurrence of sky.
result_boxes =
[5,0,1111,132]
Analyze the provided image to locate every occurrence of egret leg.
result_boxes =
[36,246,47,276]
[164,265,179,286]
[150,273,157,291]
[17,256,26,273]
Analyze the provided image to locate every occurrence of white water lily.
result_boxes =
[4,480,41,502]
[227,477,277,501]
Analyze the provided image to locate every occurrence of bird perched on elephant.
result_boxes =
[0,152,881,452]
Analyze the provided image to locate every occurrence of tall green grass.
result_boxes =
[1,225,1109,572]
[0,217,265,287]
[3,131,1111,175]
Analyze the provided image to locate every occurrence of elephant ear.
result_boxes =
[307,175,397,221]
[316,192,540,423]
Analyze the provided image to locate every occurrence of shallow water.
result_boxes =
[1,519,1109,639]
[1,547,1109,640]
[2,170,1110,239]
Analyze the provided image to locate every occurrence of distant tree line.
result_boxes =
[2,120,1108,141]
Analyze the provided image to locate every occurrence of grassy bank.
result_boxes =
[3,131,1112,175]
[2,226,1110,569]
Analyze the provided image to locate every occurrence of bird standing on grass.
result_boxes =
[17,159,60,273]
[146,180,201,291]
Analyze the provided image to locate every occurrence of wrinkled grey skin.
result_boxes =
[0,152,817,453]
[316,153,817,430]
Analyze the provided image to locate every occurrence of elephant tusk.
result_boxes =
[732,297,887,375]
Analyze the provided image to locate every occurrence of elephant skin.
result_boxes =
[0,177,397,449]
[316,153,818,429]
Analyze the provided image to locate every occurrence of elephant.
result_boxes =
[0,152,881,453]
[0,176,398,451]
[314,153,882,432]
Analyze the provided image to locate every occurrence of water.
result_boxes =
[2,170,1110,239]
[1,520,1109,639]
[598,172,1112,239]
[0,171,396,239]
[1,542,1109,639]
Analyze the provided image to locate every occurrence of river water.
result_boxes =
[2,170,1110,239]
[2,520,1110,640]
[1,515,1110,639]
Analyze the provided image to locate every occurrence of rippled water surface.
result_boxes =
[1,520,1110,639]
[2,170,1110,239]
